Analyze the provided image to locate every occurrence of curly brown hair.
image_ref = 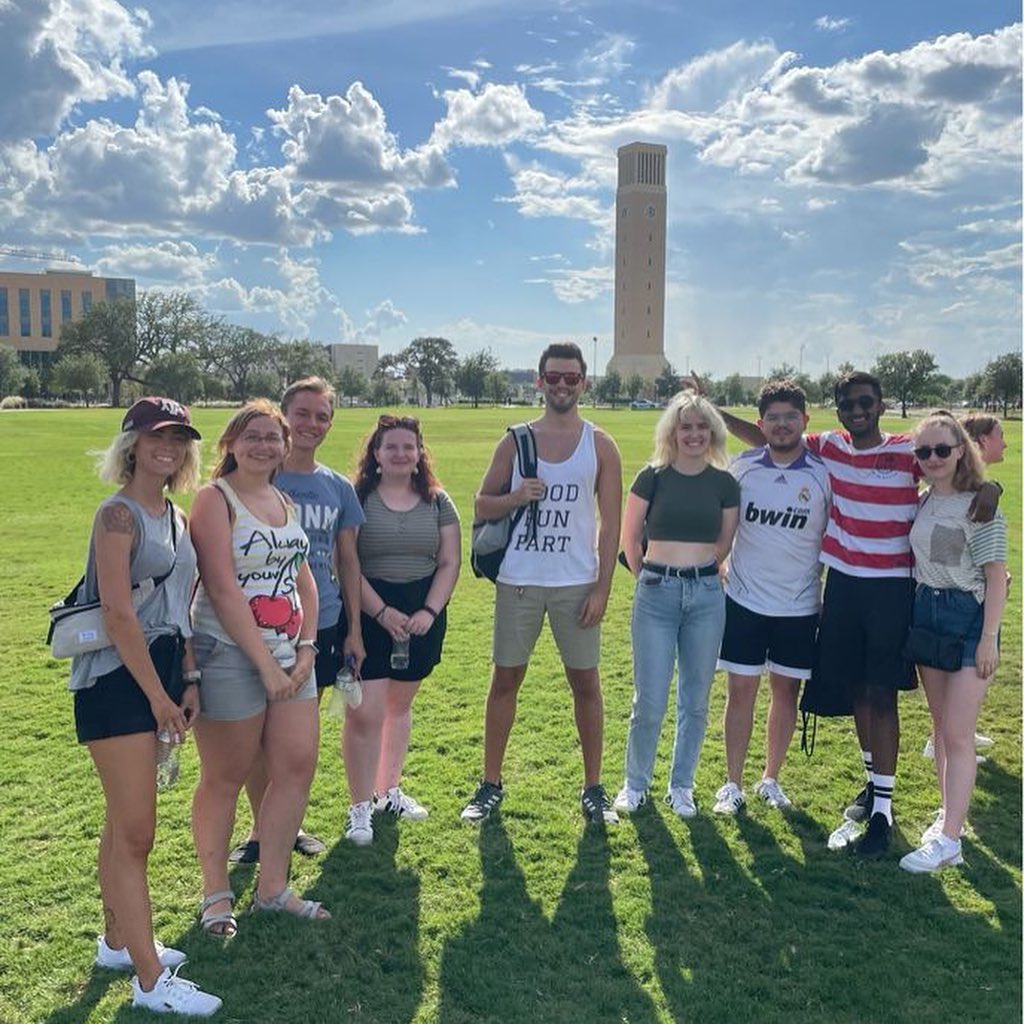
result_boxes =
[354,414,442,504]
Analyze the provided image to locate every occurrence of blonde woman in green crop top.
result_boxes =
[614,390,740,820]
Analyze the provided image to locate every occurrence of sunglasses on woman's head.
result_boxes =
[377,414,420,430]
[541,371,583,386]
[914,444,959,460]
[837,395,877,413]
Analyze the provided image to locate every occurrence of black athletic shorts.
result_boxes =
[360,574,446,682]
[814,568,915,693]
[718,596,817,679]
[74,633,185,743]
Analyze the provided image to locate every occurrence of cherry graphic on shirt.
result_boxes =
[249,595,302,638]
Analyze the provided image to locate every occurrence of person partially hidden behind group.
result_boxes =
[614,390,739,819]
[72,397,221,1016]
[190,400,329,934]
[900,414,1007,873]
[342,414,461,845]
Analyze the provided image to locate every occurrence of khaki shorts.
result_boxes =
[493,582,600,670]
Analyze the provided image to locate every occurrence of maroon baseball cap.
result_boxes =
[122,397,201,440]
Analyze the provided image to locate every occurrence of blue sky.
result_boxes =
[1,1,1019,377]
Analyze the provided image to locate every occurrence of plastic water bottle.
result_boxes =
[326,657,361,719]
[390,637,410,671]
[155,729,181,791]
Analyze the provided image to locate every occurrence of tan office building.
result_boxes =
[608,142,669,382]
[0,268,135,367]
[328,342,378,378]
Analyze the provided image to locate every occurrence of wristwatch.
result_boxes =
[297,638,320,654]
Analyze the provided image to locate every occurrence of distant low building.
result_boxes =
[328,342,378,378]
[0,268,136,369]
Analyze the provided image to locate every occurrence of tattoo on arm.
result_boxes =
[100,502,136,535]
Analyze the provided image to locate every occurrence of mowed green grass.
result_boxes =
[0,406,1019,1024]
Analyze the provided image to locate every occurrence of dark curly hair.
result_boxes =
[757,378,806,416]
[354,414,442,504]
[834,370,882,406]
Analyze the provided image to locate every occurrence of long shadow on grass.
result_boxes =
[437,819,658,1024]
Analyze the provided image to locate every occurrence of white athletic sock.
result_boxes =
[861,750,873,782]
[872,772,894,824]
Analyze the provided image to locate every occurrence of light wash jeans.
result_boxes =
[624,567,726,792]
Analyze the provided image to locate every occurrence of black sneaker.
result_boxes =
[855,812,892,859]
[460,780,503,822]
[581,784,619,825]
[228,839,259,864]
[843,781,874,822]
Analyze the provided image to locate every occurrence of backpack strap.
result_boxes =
[507,423,539,546]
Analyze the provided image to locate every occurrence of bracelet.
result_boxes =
[182,670,202,686]
[374,605,389,623]
[422,604,440,620]
[297,638,319,654]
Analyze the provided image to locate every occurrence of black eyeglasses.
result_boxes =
[914,444,959,460]
[541,371,583,386]
[837,395,877,413]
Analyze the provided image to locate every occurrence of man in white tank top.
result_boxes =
[460,343,623,826]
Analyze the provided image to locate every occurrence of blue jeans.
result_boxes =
[625,568,726,791]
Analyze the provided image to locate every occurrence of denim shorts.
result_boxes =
[912,586,988,669]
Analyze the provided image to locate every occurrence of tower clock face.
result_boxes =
[645,204,656,218]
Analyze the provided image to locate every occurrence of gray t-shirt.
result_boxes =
[69,496,196,691]
[357,489,459,583]
[275,465,364,629]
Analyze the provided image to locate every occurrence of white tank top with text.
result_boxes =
[498,421,599,587]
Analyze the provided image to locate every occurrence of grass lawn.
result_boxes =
[0,405,1019,1024]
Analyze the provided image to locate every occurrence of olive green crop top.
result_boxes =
[630,464,740,543]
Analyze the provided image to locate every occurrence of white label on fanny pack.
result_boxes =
[77,629,99,643]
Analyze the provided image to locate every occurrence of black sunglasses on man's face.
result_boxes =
[837,394,877,413]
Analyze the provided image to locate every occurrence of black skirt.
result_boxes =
[360,574,447,682]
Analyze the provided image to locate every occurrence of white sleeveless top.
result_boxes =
[192,479,309,661]
[498,421,599,587]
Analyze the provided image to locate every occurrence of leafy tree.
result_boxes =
[369,378,401,407]
[0,346,25,398]
[817,371,837,406]
[595,370,623,408]
[456,349,500,408]
[146,352,204,404]
[248,368,282,400]
[336,365,368,407]
[961,371,986,407]
[18,367,41,400]
[404,336,458,407]
[722,373,746,406]
[373,352,407,380]
[872,349,939,417]
[485,370,510,405]
[201,324,278,401]
[272,339,335,389]
[136,291,214,356]
[984,352,1022,416]
[626,373,645,402]
[58,298,148,405]
[52,353,107,406]
[655,363,680,399]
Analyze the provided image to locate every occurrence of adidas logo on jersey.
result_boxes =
[744,501,810,530]
[774,473,787,484]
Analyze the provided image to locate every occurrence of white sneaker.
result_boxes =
[900,835,964,874]
[131,966,222,1016]
[974,731,994,749]
[754,778,792,809]
[922,736,935,759]
[613,785,648,814]
[712,781,745,815]
[923,736,985,764]
[665,787,697,819]
[373,787,429,820]
[920,810,967,845]
[827,817,864,851]
[96,935,186,971]
[345,800,374,845]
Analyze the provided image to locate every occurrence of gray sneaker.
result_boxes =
[460,780,504,822]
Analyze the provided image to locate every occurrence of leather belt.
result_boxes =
[641,561,718,579]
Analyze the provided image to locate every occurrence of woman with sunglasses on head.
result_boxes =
[899,414,1007,874]
[190,400,329,932]
[343,415,461,845]
[614,390,739,819]
[70,398,220,1016]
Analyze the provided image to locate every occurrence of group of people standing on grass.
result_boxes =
[67,343,1008,1016]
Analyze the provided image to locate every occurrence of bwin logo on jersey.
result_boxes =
[744,501,809,530]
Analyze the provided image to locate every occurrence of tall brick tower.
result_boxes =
[607,142,668,381]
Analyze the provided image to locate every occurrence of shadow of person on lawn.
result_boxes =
[437,818,658,1024]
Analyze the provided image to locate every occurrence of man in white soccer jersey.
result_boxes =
[712,380,830,816]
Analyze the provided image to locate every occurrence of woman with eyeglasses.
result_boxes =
[190,400,329,932]
[614,390,740,819]
[71,398,220,1016]
[899,414,1007,874]
[342,414,461,844]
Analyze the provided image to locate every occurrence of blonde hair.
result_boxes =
[651,390,729,470]
[211,399,291,479]
[281,376,336,414]
[96,429,201,493]
[915,414,985,492]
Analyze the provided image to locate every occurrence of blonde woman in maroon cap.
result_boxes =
[70,398,222,1016]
